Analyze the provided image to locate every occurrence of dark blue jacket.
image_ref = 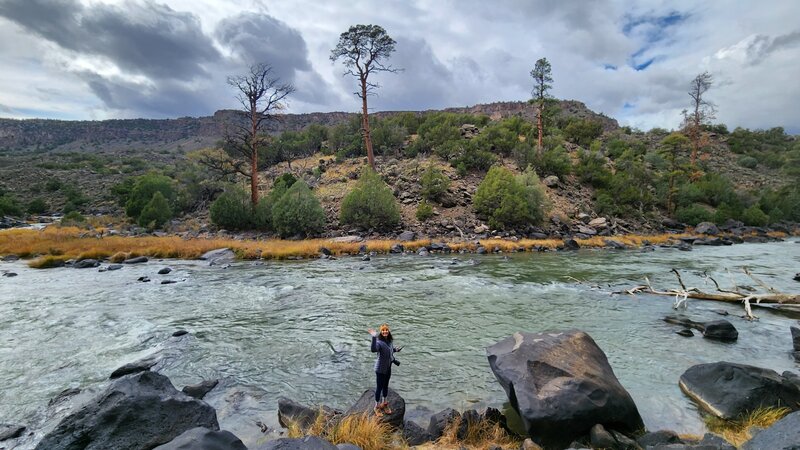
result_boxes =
[371,336,395,374]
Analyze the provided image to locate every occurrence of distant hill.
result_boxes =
[0,100,615,154]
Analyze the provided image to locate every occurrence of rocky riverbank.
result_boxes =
[3,327,799,450]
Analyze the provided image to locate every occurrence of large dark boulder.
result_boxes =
[34,371,218,450]
[742,410,800,450]
[344,388,405,429]
[74,259,100,269]
[695,222,720,235]
[679,362,800,419]
[427,408,460,440]
[486,330,643,449]
[182,380,219,400]
[278,398,323,430]
[663,315,738,342]
[109,355,159,379]
[153,427,247,450]
[402,420,433,446]
[254,436,337,450]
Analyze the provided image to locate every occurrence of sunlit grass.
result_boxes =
[418,415,521,450]
[286,411,395,450]
[704,406,790,447]
[1,225,778,269]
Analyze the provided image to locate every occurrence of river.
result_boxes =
[1,239,799,445]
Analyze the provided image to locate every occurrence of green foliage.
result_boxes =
[737,155,758,168]
[471,120,525,156]
[210,186,254,231]
[269,125,328,164]
[675,204,714,226]
[741,205,769,226]
[27,198,47,214]
[61,210,86,225]
[274,173,298,189]
[675,173,738,208]
[728,126,792,170]
[125,173,176,220]
[595,154,655,217]
[713,202,740,224]
[0,193,23,217]
[328,116,364,159]
[516,168,549,224]
[340,168,400,231]
[138,191,172,229]
[45,179,63,192]
[111,177,136,207]
[564,119,603,147]
[575,149,611,187]
[271,180,325,238]
[62,202,78,214]
[759,186,800,222]
[415,200,434,222]
[420,165,451,201]
[473,166,545,229]
[535,145,572,177]
[62,185,89,207]
[370,118,407,155]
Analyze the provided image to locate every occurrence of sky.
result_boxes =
[0,0,799,133]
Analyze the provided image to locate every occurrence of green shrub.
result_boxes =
[564,119,603,147]
[759,186,800,222]
[0,194,23,217]
[274,173,298,189]
[420,165,450,201]
[271,180,325,238]
[61,210,86,225]
[125,173,175,219]
[45,179,63,192]
[340,168,400,231]
[210,187,253,230]
[474,166,542,229]
[452,143,496,172]
[27,198,47,214]
[416,201,434,222]
[535,145,572,177]
[713,202,740,224]
[675,204,714,226]
[62,185,89,207]
[737,156,758,168]
[595,156,655,217]
[741,205,769,226]
[516,168,548,224]
[138,192,172,229]
[62,201,78,214]
[575,149,610,187]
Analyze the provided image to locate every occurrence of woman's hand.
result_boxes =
[368,328,377,337]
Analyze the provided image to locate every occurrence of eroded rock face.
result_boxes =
[486,330,643,449]
[34,371,218,450]
[679,362,800,419]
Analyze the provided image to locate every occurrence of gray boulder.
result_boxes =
[278,398,324,430]
[344,388,405,429]
[695,222,720,235]
[791,326,800,352]
[663,316,738,342]
[402,420,432,445]
[637,430,683,447]
[563,239,580,250]
[486,330,643,449]
[153,427,247,450]
[182,380,219,400]
[200,248,236,265]
[123,256,149,264]
[158,267,172,275]
[427,408,460,440]
[389,244,404,254]
[74,259,100,269]
[34,371,218,450]
[0,424,26,441]
[742,410,800,450]
[254,436,337,450]
[109,355,159,379]
[398,231,415,241]
[679,362,800,419]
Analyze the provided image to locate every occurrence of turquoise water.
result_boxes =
[1,239,798,446]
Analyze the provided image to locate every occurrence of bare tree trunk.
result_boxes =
[250,111,259,206]
[537,101,543,154]
[360,78,375,170]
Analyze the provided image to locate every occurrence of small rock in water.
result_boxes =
[794,273,800,282]
[161,280,178,285]
[361,255,371,261]
[172,329,189,337]
[181,379,219,400]
[137,276,150,282]
[158,267,172,275]
[677,329,694,337]
[2,272,18,277]
[123,256,149,264]
[107,264,123,271]
[713,309,730,316]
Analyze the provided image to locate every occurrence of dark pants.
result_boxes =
[375,370,391,403]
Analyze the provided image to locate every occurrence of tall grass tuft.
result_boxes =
[285,411,394,450]
[429,415,521,450]
[704,406,790,447]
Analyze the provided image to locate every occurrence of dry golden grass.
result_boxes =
[704,407,790,447]
[0,225,750,269]
[419,415,521,450]
[286,411,395,450]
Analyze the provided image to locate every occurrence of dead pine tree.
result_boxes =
[682,71,715,166]
[331,24,399,170]
[226,63,295,206]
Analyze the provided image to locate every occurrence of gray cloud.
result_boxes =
[0,0,220,79]
[747,31,800,65]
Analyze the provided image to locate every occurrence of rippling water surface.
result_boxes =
[1,239,799,442]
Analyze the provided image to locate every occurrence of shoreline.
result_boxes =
[0,225,795,268]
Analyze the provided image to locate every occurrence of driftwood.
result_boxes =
[619,268,800,320]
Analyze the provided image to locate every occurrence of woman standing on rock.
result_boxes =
[368,323,401,416]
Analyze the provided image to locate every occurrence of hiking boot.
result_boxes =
[380,402,392,414]
[373,406,384,417]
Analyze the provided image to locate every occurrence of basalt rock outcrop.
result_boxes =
[679,362,800,419]
[486,330,643,449]
[34,371,218,450]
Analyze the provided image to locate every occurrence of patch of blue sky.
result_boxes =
[633,58,655,71]
[11,107,81,120]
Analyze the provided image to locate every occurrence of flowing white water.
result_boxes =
[1,239,798,445]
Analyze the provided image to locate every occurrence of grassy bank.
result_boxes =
[0,226,786,269]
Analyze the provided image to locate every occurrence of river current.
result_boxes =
[1,239,799,444]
